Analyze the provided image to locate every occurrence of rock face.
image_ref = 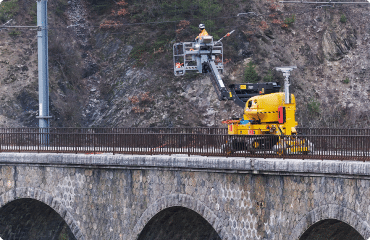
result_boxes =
[322,28,356,61]
[0,0,370,128]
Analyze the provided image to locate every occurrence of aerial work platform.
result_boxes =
[173,34,280,106]
[173,36,224,76]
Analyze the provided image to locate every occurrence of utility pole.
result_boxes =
[36,0,50,143]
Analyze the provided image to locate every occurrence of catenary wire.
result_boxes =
[0,2,367,31]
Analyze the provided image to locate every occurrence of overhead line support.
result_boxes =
[36,0,51,144]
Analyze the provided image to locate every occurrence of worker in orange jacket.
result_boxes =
[195,24,208,41]
[175,62,183,68]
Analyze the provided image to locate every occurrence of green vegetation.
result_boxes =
[244,62,259,83]
[197,0,222,38]
[307,98,320,115]
[128,0,226,38]
[90,0,115,13]
[284,14,295,26]
[263,70,274,82]
[30,3,37,24]
[131,0,222,22]
[59,233,67,240]
[0,0,19,23]
[8,30,20,36]
[129,29,175,66]
[58,225,70,240]
[342,77,350,84]
[92,3,112,14]
[340,14,347,23]
[100,0,242,68]
[56,0,69,17]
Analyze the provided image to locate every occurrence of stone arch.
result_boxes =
[131,193,229,240]
[299,219,364,239]
[0,187,85,240]
[290,203,370,240]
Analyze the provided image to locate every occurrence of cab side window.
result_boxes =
[247,101,252,108]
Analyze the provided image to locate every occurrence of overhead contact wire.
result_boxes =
[0,3,367,30]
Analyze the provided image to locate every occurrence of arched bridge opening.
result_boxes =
[0,198,76,240]
[300,219,365,240]
[137,206,221,240]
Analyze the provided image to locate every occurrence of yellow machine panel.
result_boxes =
[224,92,298,136]
[243,92,294,123]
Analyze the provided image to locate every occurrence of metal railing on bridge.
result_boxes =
[0,127,370,161]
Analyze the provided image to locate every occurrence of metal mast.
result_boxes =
[276,66,297,104]
[36,0,51,130]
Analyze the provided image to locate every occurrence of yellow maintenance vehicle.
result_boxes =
[173,32,313,154]
[222,67,313,154]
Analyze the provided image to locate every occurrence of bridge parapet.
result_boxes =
[0,153,369,239]
[1,153,370,178]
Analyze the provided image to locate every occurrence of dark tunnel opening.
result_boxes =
[300,219,365,240]
[137,206,221,240]
[0,198,76,240]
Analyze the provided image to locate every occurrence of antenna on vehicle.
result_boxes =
[276,66,297,104]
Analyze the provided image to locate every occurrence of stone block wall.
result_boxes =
[0,153,369,239]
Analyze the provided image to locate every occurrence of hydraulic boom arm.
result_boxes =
[204,53,230,101]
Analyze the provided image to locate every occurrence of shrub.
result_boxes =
[308,98,320,115]
[244,62,259,83]
[284,15,295,27]
[263,70,274,82]
[9,30,20,36]
[0,0,19,23]
[342,77,350,84]
[340,14,347,23]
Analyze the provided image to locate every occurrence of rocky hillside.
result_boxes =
[0,0,369,128]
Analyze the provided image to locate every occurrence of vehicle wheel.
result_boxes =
[252,140,260,149]
[273,142,286,155]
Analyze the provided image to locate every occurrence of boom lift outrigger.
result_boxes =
[173,32,313,154]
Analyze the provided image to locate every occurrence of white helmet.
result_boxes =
[199,24,205,29]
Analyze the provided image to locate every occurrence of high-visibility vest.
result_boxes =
[196,29,209,40]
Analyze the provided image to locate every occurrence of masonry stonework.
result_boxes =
[0,153,369,239]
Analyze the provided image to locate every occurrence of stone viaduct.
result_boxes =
[0,153,369,240]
